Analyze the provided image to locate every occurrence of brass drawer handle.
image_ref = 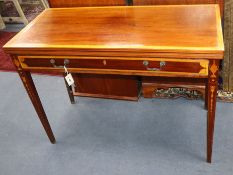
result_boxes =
[143,61,166,71]
[50,59,70,68]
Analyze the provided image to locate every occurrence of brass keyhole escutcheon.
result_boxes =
[103,60,107,65]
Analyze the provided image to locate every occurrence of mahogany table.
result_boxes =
[3,5,224,163]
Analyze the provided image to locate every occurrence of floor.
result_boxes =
[0,71,233,175]
[2,23,24,32]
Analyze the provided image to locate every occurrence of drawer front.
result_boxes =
[18,56,209,77]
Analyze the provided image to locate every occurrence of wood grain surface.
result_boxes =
[3,5,224,58]
[48,0,126,7]
[133,0,224,16]
[73,74,139,101]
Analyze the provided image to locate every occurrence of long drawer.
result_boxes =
[18,56,209,77]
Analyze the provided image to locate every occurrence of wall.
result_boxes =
[223,0,233,91]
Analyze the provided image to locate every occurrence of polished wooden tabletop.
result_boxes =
[4,5,224,57]
[2,4,224,163]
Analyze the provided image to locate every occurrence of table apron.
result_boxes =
[18,56,209,78]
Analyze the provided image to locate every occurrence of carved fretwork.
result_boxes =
[154,87,203,99]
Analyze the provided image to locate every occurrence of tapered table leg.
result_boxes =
[207,60,219,163]
[17,69,56,143]
[205,80,209,110]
